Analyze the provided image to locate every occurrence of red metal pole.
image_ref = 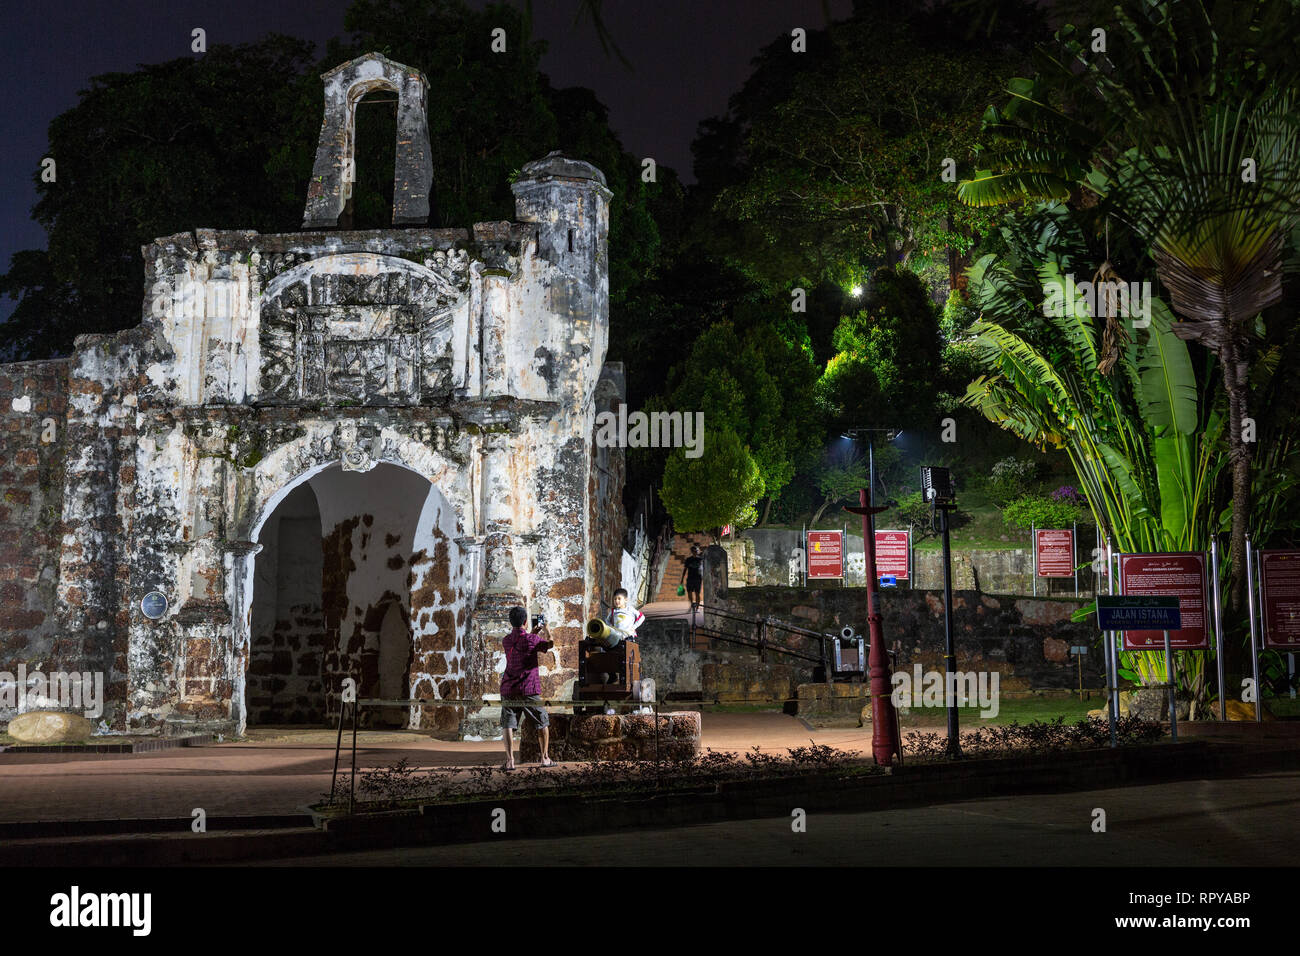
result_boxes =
[847,488,901,766]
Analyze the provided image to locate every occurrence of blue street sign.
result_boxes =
[879,574,897,588]
[1096,596,1181,631]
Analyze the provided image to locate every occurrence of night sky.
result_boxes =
[0,0,855,323]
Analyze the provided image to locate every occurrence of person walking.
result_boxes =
[680,543,705,614]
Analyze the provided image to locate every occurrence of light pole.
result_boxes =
[843,428,902,766]
[921,465,962,759]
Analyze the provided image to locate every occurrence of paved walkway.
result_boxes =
[0,713,869,825]
[640,598,700,623]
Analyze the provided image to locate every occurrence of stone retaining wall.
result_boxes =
[797,681,870,723]
[708,587,1104,692]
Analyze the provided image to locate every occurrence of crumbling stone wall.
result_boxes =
[57,335,143,724]
[0,360,70,721]
[589,363,627,616]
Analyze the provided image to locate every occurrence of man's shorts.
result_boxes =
[501,695,549,730]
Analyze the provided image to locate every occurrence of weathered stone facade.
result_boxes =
[0,53,624,739]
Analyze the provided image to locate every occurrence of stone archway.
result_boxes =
[238,455,474,735]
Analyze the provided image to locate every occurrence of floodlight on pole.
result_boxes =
[920,464,962,760]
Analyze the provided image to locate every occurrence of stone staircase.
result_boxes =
[652,533,714,602]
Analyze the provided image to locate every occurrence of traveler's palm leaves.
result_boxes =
[957,0,1300,606]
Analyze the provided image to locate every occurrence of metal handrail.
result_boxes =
[702,605,835,641]
[688,625,824,665]
[689,604,834,673]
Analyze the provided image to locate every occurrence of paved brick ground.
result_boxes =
[0,713,870,824]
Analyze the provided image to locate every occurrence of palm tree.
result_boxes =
[958,0,1300,611]
[961,202,1219,706]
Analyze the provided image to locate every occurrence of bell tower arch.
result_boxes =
[302,52,433,229]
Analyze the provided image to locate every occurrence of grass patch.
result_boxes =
[908,489,1025,551]
[796,490,1030,550]
[1265,696,1300,718]
[897,694,1097,728]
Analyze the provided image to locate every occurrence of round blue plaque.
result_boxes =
[140,591,168,620]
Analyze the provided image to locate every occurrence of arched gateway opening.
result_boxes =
[245,461,471,735]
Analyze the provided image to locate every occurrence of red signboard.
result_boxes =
[1261,550,1300,649]
[1035,528,1075,578]
[875,529,910,580]
[806,531,844,579]
[1118,552,1210,650]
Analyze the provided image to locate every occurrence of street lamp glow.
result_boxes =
[850,285,863,297]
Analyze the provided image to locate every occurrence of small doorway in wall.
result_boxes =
[375,600,413,727]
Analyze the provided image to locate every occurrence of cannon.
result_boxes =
[577,618,641,708]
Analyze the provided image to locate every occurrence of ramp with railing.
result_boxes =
[681,605,836,677]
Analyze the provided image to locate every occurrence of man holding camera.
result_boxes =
[500,605,554,770]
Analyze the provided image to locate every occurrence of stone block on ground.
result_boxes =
[572,714,618,741]
[1226,699,1275,721]
[590,738,636,761]
[657,738,699,762]
[621,714,664,738]
[670,713,700,737]
[6,711,94,743]
[797,681,869,725]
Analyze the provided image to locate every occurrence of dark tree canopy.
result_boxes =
[692,0,1047,293]
[2,36,315,359]
[817,266,944,432]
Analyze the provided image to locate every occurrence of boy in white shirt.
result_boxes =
[604,588,645,647]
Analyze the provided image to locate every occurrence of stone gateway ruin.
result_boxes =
[0,53,626,738]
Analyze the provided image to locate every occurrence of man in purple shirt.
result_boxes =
[500,605,554,770]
